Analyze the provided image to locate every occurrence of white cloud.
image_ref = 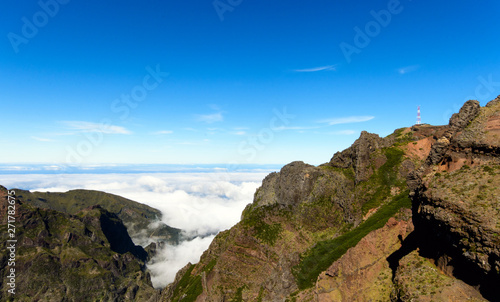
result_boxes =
[231,131,247,136]
[328,130,357,135]
[31,136,55,142]
[397,65,420,75]
[152,130,173,135]
[317,116,374,125]
[196,112,223,123]
[272,125,320,131]
[294,65,337,72]
[61,121,131,134]
[148,235,215,287]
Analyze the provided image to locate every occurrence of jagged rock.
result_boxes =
[448,99,481,132]
[253,161,355,215]
[425,136,450,166]
[253,161,320,208]
[424,100,481,167]
[485,95,500,107]
[330,131,390,183]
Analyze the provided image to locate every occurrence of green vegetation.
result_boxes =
[321,165,355,182]
[15,189,157,216]
[293,190,411,290]
[242,205,283,246]
[361,147,406,214]
[394,130,415,146]
[203,258,217,273]
[256,287,265,302]
[391,128,405,137]
[172,264,203,302]
[231,286,247,302]
[483,165,496,175]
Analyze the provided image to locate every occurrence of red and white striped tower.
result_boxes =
[416,106,421,125]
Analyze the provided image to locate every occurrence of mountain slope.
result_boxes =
[162,97,500,301]
[0,186,159,301]
[14,188,180,245]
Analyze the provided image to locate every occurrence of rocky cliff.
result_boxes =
[408,97,500,301]
[162,97,500,301]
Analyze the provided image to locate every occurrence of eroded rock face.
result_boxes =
[448,99,481,132]
[330,131,391,183]
[411,98,500,300]
[253,161,355,212]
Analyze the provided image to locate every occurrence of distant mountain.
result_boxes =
[162,96,500,301]
[14,189,180,246]
[0,186,159,301]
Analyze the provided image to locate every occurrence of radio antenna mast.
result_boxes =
[416,105,421,125]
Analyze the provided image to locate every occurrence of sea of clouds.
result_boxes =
[0,169,274,287]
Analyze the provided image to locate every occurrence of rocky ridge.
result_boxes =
[162,97,499,301]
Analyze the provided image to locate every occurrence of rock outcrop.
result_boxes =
[330,131,391,183]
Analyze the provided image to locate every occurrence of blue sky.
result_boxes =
[1,0,500,166]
